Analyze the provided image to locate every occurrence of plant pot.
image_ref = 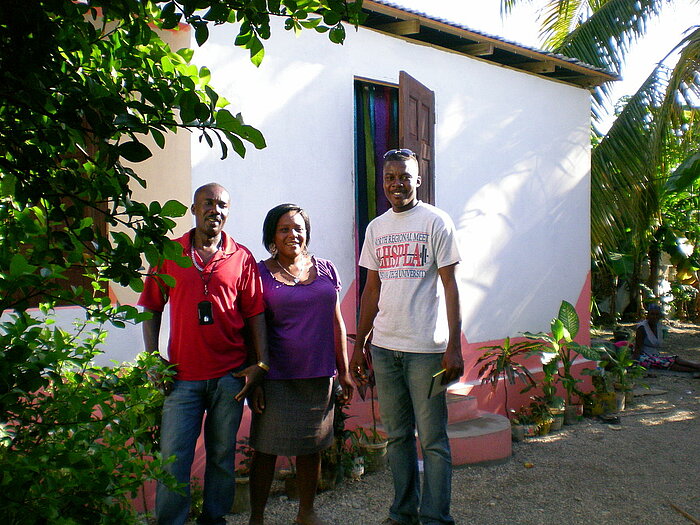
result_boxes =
[624,389,634,406]
[521,423,538,438]
[597,392,616,413]
[318,466,338,491]
[511,423,525,442]
[348,458,365,480]
[550,414,564,431]
[564,404,583,425]
[231,477,250,514]
[614,391,626,412]
[584,397,605,417]
[359,439,388,473]
[537,420,552,435]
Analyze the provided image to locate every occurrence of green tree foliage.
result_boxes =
[0,1,363,522]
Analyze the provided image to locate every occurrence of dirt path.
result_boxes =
[225,323,700,525]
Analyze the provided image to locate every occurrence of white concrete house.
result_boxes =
[69,0,618,470]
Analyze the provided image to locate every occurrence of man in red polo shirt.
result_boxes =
[139,182,268,525]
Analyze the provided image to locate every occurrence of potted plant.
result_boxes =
[581,364,615,415]
[320,381,353,490]
[599,344,646,410]
[544,394,566,431]
[529,399,555,435]
[476,336,540,417]
[510,405,538,439]
[342,440,365,481]
[524,300,605,424]
[231,437,253,513]
[354,352,389,473]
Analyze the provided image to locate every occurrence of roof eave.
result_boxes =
[361,0,620,89]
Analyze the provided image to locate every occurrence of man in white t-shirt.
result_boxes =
[351,149,464,525]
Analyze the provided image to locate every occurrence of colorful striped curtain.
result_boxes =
[354,81,399,307]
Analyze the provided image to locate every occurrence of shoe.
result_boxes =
[382,519,403,525]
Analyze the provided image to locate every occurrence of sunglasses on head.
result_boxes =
[383,148,417,159]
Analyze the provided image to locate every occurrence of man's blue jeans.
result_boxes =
[371,345,455,525]
[156,371,245,525]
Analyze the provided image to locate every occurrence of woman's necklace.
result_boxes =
[275,257,306,284]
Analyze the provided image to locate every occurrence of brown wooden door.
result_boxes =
[399,71,435,205]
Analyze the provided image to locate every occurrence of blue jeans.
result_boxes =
[156,371,245,525]
[371,345,454,525]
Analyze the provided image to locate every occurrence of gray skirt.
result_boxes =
[250,377,334,457]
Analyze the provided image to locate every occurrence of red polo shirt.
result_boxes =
[138,230,264,380]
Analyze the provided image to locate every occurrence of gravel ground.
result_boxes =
[222,322,700,525]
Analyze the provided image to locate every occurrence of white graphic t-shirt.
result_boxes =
[359,202,461,353]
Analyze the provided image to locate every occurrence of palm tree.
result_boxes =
[502,0,700,317]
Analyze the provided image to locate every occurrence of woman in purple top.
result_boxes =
[249,204,353,525]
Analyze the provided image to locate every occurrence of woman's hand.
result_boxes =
[338,371,354,403]
[248,385,265,414]
[233,364,266,402]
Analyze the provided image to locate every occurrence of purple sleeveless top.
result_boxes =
[258,257,341,380]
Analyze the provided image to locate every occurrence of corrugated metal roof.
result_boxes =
[362,0,619,88]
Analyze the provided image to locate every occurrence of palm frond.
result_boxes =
[551,0,665,71]
[539,0,591,49]
[652,26,700,181]
[592,26,700,253]
[591,66,669,251]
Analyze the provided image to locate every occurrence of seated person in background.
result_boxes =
[634,303,700,378]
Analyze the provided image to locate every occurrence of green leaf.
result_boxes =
[665,151,700,194]
[194,22,209,47]
[323,11,341,26]
[118,141,153,162]
[10,254,38,277]
[163,238,185,260]
[249,35,265,67]
[0,173,16,198]
[143,244,160,268]
[557,301,579,339]
[129,277,145,293]
[223,130,247,158]
[300,18,322,29]
[176,48,195,62]
[215,108,243,132]
[199,66,211,84]
[241,125,266,149]
[329,24,345,44]
[151,128,166,149]
[161,200,187,218]
[204,85,219,109]
[179,90,199,123]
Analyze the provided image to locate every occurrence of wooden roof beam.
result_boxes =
[373,19,421,36]
[456,42,495,57]
[515,60,557,74]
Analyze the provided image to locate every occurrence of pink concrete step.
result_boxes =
[345,384,512,466]
[448,411,512,465]
[347,386,479,426]
[358,411,512,466]
[446,387,479,424]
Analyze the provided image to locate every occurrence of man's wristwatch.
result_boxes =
[256,361,270,372]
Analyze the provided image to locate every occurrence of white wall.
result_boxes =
[191,19,591,344]
[27,17,590,366]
